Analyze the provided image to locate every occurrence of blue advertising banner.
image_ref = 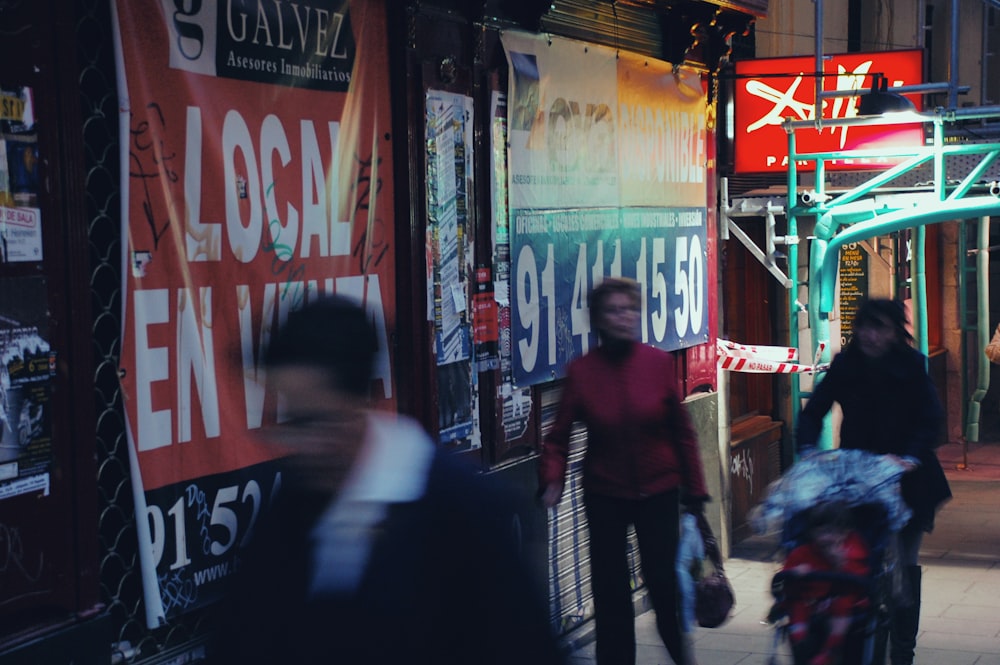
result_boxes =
[502,32,709,387]
[512,208,707,386]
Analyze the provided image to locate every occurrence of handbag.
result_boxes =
[693,511,735,628]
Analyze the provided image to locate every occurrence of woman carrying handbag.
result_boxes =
[540,278,711,665]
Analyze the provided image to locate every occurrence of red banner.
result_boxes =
[733,50,924,173]
[114,0,395,625]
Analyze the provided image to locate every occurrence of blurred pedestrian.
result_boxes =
[214,295,565,665]
[796,298,951,665]
[539,277,710,665]
[985,321,1000,364]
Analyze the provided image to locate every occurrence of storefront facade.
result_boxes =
[0,0,765,661]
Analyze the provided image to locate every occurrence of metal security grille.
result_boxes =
[541,384,644,637]
[75,0,210,661]
[541,0,663,57]
[540,0,758,71]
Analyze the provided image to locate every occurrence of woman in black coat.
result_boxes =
[796,299,951,665]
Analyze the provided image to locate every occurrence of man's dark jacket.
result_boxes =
[213,452,565,665]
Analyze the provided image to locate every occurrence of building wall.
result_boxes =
[755,0,852,58]
[925,0,996,107]
[760,0,996,108]
[858,0,923,51]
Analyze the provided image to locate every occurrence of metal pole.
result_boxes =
[965,215,992,460]
[814,0,824,128]
[788,129,803,457]
[913,225,928,358]
[810,154,835,451]
[783,105,1000,132]
[949,0,959,110]
[983,1,991,107]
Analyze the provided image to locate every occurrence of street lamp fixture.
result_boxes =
[858,74,917,116]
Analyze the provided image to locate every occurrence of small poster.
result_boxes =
[501,387,532,442]
[0,276,55,501]
[0,85,42,263]
[839,242,868,347]
[438,359,475,447]
[473,266,499,371]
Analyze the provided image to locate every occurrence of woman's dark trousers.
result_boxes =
[585,490,687,665]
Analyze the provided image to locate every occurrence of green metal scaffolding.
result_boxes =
[784,107,1000,450]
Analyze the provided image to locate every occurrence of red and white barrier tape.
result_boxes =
[716,339,798,362]
[718,355,829,374]
[717,339,830,374]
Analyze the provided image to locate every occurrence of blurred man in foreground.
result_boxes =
[214,296,564,665]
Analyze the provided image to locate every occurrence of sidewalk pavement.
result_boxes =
[567,441,1000,665]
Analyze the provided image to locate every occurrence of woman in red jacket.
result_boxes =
[540,277,709,665]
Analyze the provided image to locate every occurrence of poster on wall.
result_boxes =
[502,33,709,387]
[425,90,478,448]
[489,91,516,388]
[113,0,396,627]
[0,85,42,263]
[0,277,54,501]
[473,266,499,371]
[838,242,868,347]
[425,90,473,366]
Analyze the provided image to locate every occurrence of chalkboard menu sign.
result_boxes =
[839,243,868,346]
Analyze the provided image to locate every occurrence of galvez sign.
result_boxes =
[733,50,924,173]
[113,0,395,628]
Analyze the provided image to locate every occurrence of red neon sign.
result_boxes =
[733,50,924,173]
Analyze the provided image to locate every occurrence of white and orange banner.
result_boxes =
[113,0,395,626]
[502,32,707,212]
